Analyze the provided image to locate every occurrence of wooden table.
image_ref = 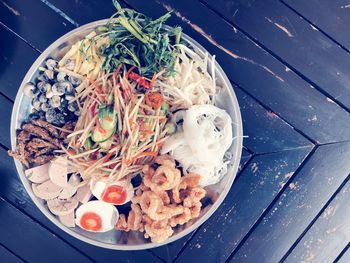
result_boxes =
[1,0,350,262]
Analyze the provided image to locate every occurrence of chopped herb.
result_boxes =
[95,0,182,77]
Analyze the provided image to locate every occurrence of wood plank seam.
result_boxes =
[0,91,13,103]
[0,195,98,263]
[0,242,27,263]
[334,243,350,263]
[280,0,350,55]
[172,154,255,262]
[232,83,316,145]
[224,146,317,262]
[0,21,41,53]
[199,0,350,116]
[0,142,9,151]
[280,173,350,262]
[148,250,167,263]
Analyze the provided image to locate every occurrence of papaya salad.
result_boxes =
[9,1,235,243]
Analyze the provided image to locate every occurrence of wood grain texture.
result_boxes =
[234,87,312,154]
[0,244,23,263]
[123,0,350,144]
[284,176,350,263]
[283,0,350,51]
[0,26,38,100]
[0,148,161,263]
[230,141,350,263]
[0,95,13,148]
[0,197,93,263]
[176,147,312,263]
[47,0,116,25]
[0,0,75,51]
[203,0,350,111]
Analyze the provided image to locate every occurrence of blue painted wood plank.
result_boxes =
[284,176,350,263]
[0,197,93,263]
[0,26,38,100]
[283,0,350,51]
[0,244,23,263]
[175,147,312,263]
[0,95,12,148]
[0,0,75,51]
[46,0,115,25]
[123,0,350,145]
[230,141,350,263]
[203,0,350,111]
[234,87,312,153]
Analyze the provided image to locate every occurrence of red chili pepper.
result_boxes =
[128,71,152,89]
[90,102,98,116]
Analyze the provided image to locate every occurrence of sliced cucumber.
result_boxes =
[98,105,117,131]
[92,126,116,143]
[84,136,94,150]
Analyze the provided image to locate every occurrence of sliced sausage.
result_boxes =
[58,174,81,199]
[75,184,92,204]
[32,181,62,200]
[49,157,68,187]
[58,212,75,228]
[25,163,50,184]
[47,197,79,216]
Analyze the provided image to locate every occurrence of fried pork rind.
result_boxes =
[144,165,181,193]
[116,155,207,243]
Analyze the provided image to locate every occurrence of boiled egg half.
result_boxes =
[90,179,134,205]
[75,200,119,232]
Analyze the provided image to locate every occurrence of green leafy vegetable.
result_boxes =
[96,0,182,77]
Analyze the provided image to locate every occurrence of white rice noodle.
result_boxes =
[161,104,233,186]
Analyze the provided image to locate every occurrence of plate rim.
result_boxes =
[10,19,243,250]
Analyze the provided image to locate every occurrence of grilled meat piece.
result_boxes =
[22,123,61,147]
[34,147,55,158]
[17,130,31,157]
[22,123,50,140]
[59,121,76,139]
[8,150,29,167]
[31,155,55,166]
[27,138,57,150]
[31,118,59,138]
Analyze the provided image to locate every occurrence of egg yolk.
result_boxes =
[80,212,102,231]
[101,185,127,205]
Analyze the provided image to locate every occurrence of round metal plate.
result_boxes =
[10,19,243,250]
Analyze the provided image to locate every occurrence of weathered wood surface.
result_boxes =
[0,196,94,263]
[230,142,350,263]
[0,244,23,263]
[1,0,350,262]
[284,175,350,263]
[283,0,350,51]
[203,0,350,111]
[0,26,39,100]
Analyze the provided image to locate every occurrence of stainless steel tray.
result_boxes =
[10,19,243,250]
